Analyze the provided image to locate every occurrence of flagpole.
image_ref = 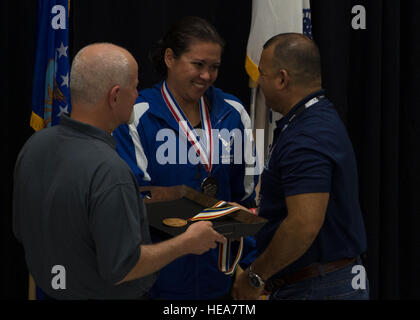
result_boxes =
[249,78,258,134]
[28,0,71,299]
[28,274,36,300]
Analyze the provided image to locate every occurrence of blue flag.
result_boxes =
[30,0,71,131]
[29,0,71,300]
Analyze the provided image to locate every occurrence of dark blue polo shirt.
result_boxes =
[256,90,367,277]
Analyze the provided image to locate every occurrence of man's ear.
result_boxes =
[108,85,120,108]
[276,69,290,90]
[164,48,175,69]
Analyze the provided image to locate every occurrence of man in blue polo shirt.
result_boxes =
[233,33,369,300]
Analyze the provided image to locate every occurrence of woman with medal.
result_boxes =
[113,16,258,299]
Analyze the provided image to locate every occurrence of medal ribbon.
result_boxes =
[189,201,243,275]
[218,237,243,275]
[161,81,213,173]
[188,201,240,221]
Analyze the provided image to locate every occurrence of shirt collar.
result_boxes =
[60,114,116,149]
[275,89,326,128]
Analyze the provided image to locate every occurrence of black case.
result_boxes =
[141,185,267,239]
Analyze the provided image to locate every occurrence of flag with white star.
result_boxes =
[30,0,71,131]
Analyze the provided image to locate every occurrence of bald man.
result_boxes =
[233,34,368,300]
[13,43,225,300]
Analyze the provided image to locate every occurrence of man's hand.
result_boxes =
[182,221,226,255]
[228,202,254,214]
[232,267,264,300]
[117,221,226,284]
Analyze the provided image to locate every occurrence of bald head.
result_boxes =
[70,43,137,106]
[263,33,321,87]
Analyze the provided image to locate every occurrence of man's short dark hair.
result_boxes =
[263,33,322,86]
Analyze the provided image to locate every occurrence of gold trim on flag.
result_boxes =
[245,54,260,84]
[30,112,45,132]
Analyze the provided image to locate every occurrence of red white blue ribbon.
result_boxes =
[161,81,213,173]
[189,200,244,275]
[218,237,243,275]
[188,201,240,221]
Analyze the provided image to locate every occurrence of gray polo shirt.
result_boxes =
[13,115,156,299]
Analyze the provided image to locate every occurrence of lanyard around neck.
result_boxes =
[266,94,325,164]
[281,95,325,132]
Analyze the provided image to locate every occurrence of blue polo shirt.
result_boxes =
[256,90,367,278]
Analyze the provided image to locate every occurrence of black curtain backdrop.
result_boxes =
[2,0,419,300]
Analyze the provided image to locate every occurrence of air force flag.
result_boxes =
[30,0,71,131]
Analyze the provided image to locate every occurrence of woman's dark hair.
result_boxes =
[149,16,225,76]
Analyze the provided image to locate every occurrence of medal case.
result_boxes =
[141,185,267,239]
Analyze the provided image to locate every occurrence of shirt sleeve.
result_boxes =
[89,182,143,284]
[225,98,258,206]
[114,122,152,187]
[275,133,333,197]
[228,128,258,206]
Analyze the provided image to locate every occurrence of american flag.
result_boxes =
[245,0,312,162]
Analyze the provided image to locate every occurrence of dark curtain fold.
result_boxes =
[2,0,419,299]
[1,0,37,299]
[69,0,252,105]
[399,0,420,300]
[312,0,420,299]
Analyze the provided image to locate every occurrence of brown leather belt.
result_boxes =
[264,257,356,293]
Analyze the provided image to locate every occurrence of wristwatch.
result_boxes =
[248,265,265,288]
